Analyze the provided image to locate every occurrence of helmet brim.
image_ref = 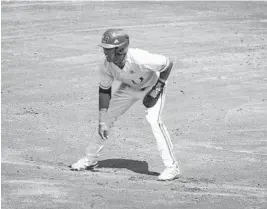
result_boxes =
[98,43,117,49]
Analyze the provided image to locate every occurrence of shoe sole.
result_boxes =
[158,174,180,181]
[69,163,98,171]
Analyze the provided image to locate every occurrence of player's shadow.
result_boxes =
[97,159,159,176]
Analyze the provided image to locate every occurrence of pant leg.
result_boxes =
[85,84,137,160]
[144,86,178,167]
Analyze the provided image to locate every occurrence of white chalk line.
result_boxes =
[1,1,73,8]
[1,21,197,40]
[1,159,62,170]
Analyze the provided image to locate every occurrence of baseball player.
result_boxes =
[70,29,180,181]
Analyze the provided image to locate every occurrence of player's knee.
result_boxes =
[145,113,154,124]
[146,114,162,126]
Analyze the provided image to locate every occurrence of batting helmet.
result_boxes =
[98,29,129,55]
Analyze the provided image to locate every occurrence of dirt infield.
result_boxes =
[1,1,267,209]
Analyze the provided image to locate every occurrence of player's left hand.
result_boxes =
[98,123,109,140]
[143,80,165,108]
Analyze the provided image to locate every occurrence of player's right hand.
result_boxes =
[98,123,109,140]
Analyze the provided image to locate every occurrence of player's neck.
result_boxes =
[114,54,126,69]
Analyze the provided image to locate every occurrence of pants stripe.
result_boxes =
[157,89,176,165]
[159,123,176,165]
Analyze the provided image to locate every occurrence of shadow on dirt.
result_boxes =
[97,159,160,176]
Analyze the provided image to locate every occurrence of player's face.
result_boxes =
[103,48,115,62]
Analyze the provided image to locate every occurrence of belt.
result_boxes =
[121,83,149,91]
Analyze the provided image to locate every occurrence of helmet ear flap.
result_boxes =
[115,41,129,55]
[115,47,123,55]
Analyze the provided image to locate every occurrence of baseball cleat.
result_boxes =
[69,157,98,171]
[158,166,180,181]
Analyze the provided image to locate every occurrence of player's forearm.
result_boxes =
[99,87,111,123]
[159,61,173,83]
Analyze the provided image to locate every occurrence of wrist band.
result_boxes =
[99,108,108,112]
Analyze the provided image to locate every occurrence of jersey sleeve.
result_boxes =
[131,49,170,72]
[99,62,114,89]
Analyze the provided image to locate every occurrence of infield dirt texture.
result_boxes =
[1,1,267,209]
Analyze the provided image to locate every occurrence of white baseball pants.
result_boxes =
[85,83,177,167]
